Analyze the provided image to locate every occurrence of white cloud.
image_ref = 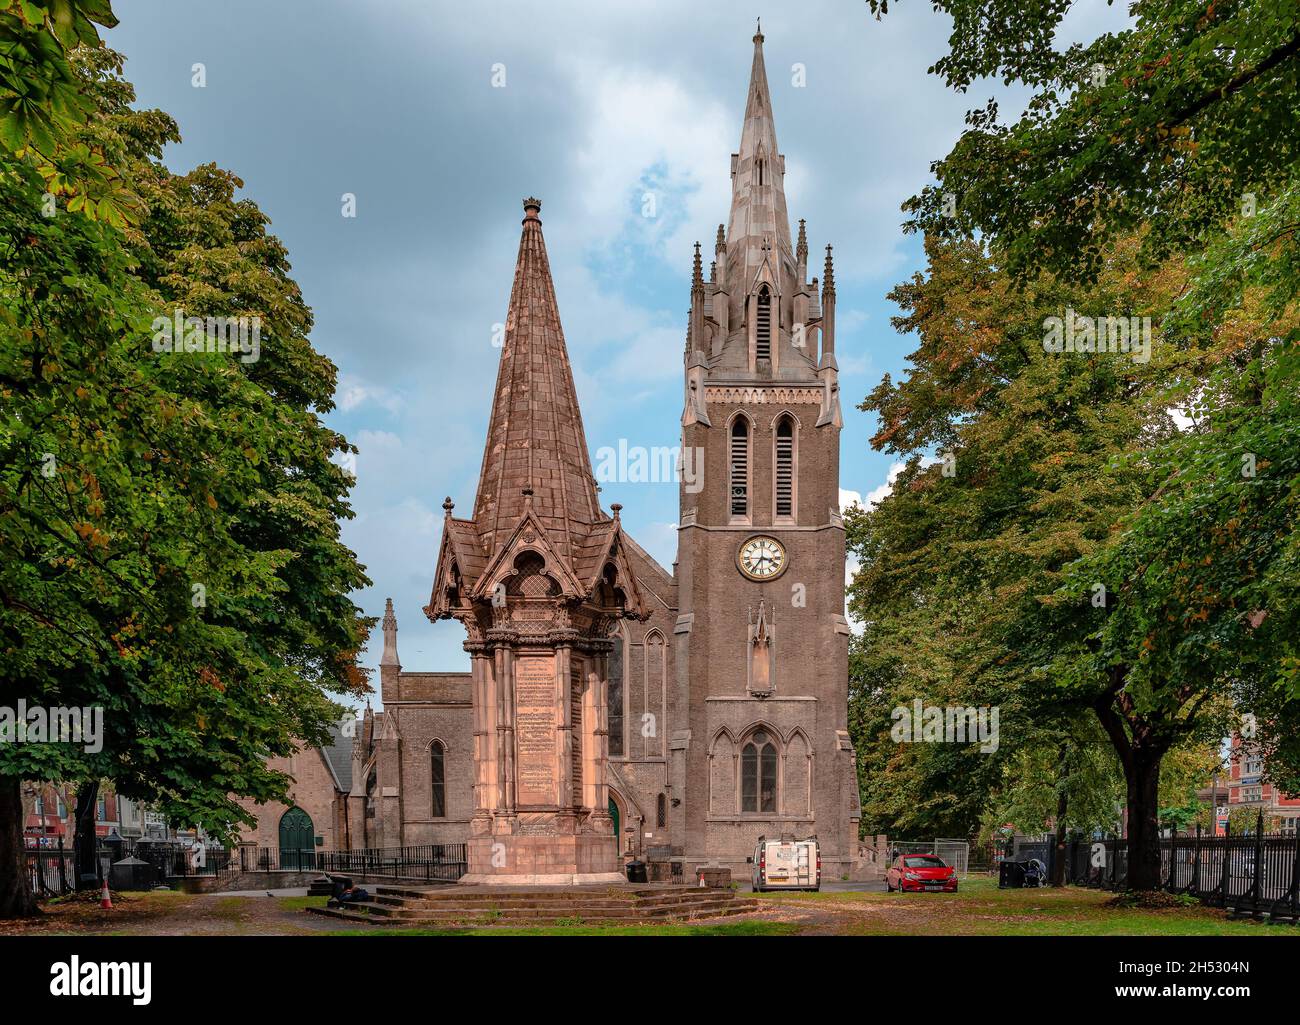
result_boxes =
[337,373,404,414]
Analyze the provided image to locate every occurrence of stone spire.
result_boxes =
[471,198,600,561]
[714,222,728,291]
[379,597,400,668]
[726,24,793,293]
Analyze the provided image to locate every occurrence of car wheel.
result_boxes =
[886,879,894,892]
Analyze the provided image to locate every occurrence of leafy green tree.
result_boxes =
[847,230,1242,889]
[0,48,370,916]
[0,1,134,225]
[867,0,1300,890]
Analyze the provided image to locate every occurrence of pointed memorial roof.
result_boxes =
[426,199,648,625]
[471,198,601,562]
[726,24,793,296]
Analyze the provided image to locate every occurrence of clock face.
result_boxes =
[738,535,787,581]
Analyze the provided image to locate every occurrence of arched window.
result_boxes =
[730,418,750,518]
[608,632,624,757]
[775,415,795,518]
[430,741,446,818]
[741,730,778,814]
[756,286,772,361]
[657,793,667,828]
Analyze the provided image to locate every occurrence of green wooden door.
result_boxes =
[279,807,314,870]
[609,797,620,857]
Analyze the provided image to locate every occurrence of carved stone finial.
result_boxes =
[442,496,454,515]
[380,597,400,668]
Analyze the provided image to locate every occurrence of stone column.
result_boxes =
[589,643,610,816]
[497,644,516,813]
[582,662,599,813]
[470,649,497,816]
[555,643,574,811]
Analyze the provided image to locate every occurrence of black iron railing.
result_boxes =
[27,838,468,894]
[1018,814,1300,922]
[317,844,468,882]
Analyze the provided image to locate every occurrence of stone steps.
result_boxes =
[309,900,758,927]
[371,891,733,910]
[347,896,751,918]
[306,884,759,927]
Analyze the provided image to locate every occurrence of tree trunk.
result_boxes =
[1092,674,1168,893]
[1051,785,1069,887]
[0,775,39,918]
[1125,746,1164,891]
[73,780,99,890]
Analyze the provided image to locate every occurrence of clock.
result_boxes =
[737,535,788,581]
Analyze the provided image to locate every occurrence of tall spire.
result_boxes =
[471,197,600,560]
[726,23,792,293]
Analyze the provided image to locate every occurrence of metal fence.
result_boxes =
[25,848,73,896]
[1027,818,1300,922]
[26,839,468,894]
[317,844,468,883]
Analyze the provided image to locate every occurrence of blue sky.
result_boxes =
[105,0,1128,694]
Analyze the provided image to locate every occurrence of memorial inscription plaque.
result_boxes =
[515,654,557,806]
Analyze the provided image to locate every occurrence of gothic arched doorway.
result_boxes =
[279,807,315,870]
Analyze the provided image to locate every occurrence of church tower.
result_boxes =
[673,26,859,875]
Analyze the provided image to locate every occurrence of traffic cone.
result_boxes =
[100,879,112,909]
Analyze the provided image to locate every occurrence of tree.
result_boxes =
[867,0,1300,889]
[847,231,1246,889]
[0,44,370,916]
[0,1,135,225]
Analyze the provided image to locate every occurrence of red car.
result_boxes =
[886,854,959,893]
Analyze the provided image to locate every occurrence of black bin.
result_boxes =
[998,860,1027,888]
[109,857,159,891]
[625,859,647,883]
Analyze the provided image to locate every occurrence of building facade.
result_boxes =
[346,29,864,879]
[1227,737,1300,834]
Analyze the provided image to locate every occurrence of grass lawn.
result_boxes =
[10,878,1297,936]
[755,876,1300,936]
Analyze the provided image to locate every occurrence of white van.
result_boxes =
[751,835,820,892]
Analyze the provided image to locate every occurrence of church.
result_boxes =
[344,28,864,881]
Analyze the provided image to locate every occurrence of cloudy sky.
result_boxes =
[106,0,1127,692]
